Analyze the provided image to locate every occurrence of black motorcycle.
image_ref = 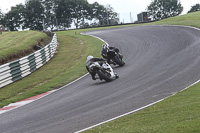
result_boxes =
[101,44,125,66]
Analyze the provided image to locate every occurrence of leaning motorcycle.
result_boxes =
[108,49,125,66]
[101,44,125,66]
[88,61,118,82]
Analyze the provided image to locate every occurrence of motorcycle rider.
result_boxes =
[86,55,119,80]
[101,43,120,64]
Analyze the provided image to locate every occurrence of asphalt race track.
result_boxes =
[0,25,200,133]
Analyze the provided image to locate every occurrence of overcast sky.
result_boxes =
[0,0,199,22]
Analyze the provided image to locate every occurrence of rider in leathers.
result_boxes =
[86,55,119,80]
[101,44,120,64]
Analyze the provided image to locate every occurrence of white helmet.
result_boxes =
[102,43,109,48]
[86,55,94,62]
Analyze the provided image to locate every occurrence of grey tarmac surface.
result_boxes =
[0,25,200,133]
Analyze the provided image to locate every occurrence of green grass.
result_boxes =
[149,11,200,27]
[0,31,51,64]
[0,10,200,133]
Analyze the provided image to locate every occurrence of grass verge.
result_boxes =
[0,31,51,65]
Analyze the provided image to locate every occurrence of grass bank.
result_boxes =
[0,31,51,65]
[149,11,200,27]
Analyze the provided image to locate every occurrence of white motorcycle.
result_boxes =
[88,61,118,82]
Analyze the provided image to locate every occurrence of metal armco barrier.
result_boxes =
[0,33,58,88]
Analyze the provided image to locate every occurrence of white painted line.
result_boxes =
[81,33,108,45]
[0,73,88,115]
[9,100,34,106]
[75,99,164,133]
[165,25,200,31]
[0,90,56,115]
[0,110,7,114]
[55,73,89,91]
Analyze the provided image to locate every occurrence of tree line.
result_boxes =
[147,0,200,20]
[0,0,118,31]
[0,0,200,31]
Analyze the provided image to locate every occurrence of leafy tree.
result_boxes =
[54,0,73,30]
[70,0,92,29]
[147,0,183,20]
[24,0,45,30]
[5,4,26,31]
[104,5,119,25]
[1,0,118,30]
[91,3,118,26]
[91,2,104,25]
[55,0,95,29]
[0,9,3,24]
[42,0,57,30]
[0,9,4,24]
[188,4,200,13]
[0,9,5,32]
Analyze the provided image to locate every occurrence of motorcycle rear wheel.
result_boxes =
[114,55,125,66]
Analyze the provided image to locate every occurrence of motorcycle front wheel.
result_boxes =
[98,69,113,82]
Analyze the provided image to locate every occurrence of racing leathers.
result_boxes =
[86,56,106,80]
[101,44,120,64]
